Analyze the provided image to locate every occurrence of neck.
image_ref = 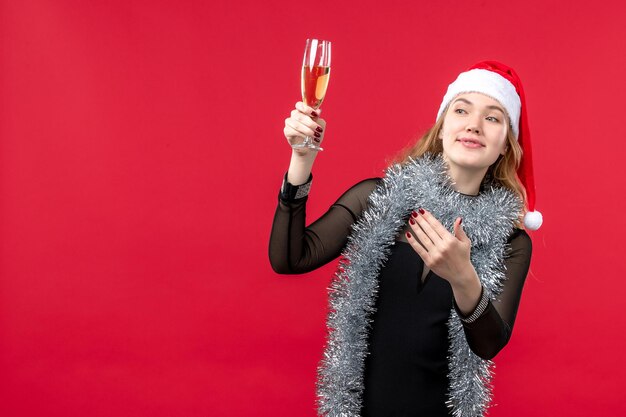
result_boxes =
[446,163,488,196]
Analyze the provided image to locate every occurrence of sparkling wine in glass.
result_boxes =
[292,39,331,152]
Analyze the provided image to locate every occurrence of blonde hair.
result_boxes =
[391,114,528,222]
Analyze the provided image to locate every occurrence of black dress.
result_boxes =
[269,176,532,417]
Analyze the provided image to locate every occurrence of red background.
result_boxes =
[2,0,625,416]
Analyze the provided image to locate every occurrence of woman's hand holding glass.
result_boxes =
[284,101,326,158]
[291,38,330,151]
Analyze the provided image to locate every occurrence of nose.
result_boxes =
[466,125,480,134]
[466,116,481,135]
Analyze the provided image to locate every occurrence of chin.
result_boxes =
[448,156,486,169]
[447,151,499,169]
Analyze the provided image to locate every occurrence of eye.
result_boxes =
[486,116,500,123]
[454,108,467,115]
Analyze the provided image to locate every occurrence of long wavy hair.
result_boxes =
[390,112,528,221]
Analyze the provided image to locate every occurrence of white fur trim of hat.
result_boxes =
[436,69,522,139]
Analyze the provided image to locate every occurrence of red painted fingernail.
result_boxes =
[411,211,418,218]
[316,126,323,132]
[409,218,415,225]
[459,218,463,225]
[311,111,319,117]
[314,132,321,138]
[406,232,412,239]
[418,208,425,215]
[313,137,321,143]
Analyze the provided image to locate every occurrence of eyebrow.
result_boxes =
[452,97,505,114]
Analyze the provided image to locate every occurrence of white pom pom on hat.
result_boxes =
[523,210,543,231]
[437,61,543,230]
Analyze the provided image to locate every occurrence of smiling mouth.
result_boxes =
[457,138,485,147]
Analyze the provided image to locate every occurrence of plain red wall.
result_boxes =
[2,0,626,415]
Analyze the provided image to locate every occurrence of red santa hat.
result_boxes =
[436,60,543,231]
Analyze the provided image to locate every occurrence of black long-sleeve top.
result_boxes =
[269,176,532,416]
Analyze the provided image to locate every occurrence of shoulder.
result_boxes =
[337,177,381,200]
[344,177,382,194]
[506,228,533,257]
[334,177,382,217]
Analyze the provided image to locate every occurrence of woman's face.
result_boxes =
[440,92,509,174]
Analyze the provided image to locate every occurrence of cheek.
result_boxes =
[488,125,508,147]
[493,134,508,156]
[442,116,464,133]
[440,131,455,150]
[499,141,508,155]
[498,131,508,152]
[440,120,460,142]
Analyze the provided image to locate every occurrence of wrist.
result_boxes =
[458,286,490,324]
[452,266,480,292]
[451,270,482,316]
[452,276,481,299]
[280,172,312,201]
[291,149,317,164]
[288,152,315,185]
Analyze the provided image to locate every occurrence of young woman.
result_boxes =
[269,61,542,417]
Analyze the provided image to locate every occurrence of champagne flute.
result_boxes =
[292,39,331,152]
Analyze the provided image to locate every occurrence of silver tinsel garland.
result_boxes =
[316,154,522,417]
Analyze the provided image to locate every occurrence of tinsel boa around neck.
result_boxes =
[316,154,523,417]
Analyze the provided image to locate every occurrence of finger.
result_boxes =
[413,211,444,245]
[409,217,434,250]
[284,118,307,137]
[405,231,431,263]
[453,217,469,243]
[285,116,322,139]
[284,125,320,147]
[283,125,306,144]
[290,109,324,133]
[295,101,321,118]
[295,101,307,113]
[417,208,450,240]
